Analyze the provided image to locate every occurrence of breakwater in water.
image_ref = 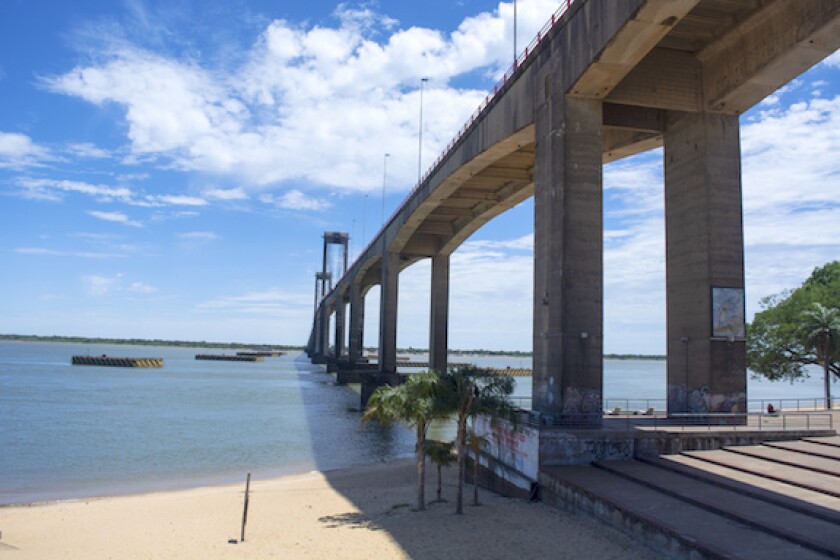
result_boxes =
[71,355,164,368]
[195,354,264,362]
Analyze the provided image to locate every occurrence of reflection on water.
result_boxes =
[1,342,830,504]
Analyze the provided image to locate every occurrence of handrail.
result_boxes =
[322,0,579,305]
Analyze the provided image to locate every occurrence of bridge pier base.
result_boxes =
[360,372,403,408]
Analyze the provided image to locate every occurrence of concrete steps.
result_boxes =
[683,449,840,497]
[540,438,840,559]
[594,460,840,558]
[642,454,840,523]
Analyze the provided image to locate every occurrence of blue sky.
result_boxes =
[1,1,838,353]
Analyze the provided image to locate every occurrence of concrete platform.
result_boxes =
[539,437,840,559]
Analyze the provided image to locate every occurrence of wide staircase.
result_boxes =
[541,436,840,559]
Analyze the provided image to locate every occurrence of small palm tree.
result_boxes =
[802,303,840,409]
[362,371,443,511]
[437,366,515,515]
[426,440,455,502]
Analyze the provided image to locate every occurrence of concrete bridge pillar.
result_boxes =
[348,282,364,364]
[378,252,399,374]
[533,93,604,425]
[664,111,746,416]
[333,298,346,360]
[429,253,450,373]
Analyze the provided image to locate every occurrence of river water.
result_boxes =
[0,341,830,505]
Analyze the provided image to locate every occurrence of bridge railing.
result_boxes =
[518,409,835,432]
[335,0,579,295]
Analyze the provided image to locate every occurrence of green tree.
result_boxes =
[747,261,840,408]
[362,371,444,511]
[426,440,455,502]
[437,366,515,515]
[802,303,840,409]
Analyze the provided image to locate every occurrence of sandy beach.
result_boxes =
[0,459,657,559]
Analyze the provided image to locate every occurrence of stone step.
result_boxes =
[764,440,840,461]
[541,465,831,560]
[640,454,840,524]
[723,445,840,476]
[593,460,840,558]
[805,436,840,449]
[683,449,840,498]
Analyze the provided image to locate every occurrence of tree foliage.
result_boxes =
[747,262,840,394]
[435,365,515,515]
[361,371,445,511]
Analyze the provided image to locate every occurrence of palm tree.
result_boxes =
[426,440,455,502]
[802,303,840,409]
[437,366,515,514]
[361,371,442,511]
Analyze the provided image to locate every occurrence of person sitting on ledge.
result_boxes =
[767,403,777,415]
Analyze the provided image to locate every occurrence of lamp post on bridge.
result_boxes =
[381,153,390,226]
[418,77,429,184]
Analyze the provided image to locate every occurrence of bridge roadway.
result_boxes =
[307,0,840,417]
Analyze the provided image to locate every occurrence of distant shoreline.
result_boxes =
[0,334,665,360]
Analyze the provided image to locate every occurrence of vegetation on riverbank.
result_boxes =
[2,334,665,360]
[0,334,302,351]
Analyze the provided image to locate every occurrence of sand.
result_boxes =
[0,460,657,560]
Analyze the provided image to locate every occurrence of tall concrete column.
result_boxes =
[333,298,346,360]
[378,252,399,374]
[319,305,330,356]
[429,253,450,372]
[533,93,604,423]
[348,282,364,363]
[664,112,746,415]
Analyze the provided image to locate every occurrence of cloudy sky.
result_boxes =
[1,0,838,353]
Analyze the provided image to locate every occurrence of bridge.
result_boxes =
[306,0,840,420]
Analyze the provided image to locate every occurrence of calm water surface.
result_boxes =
[0,342,830,505]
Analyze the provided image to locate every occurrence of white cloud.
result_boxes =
[203,187,248,200]
[823,48,840,68]
[18,177,133,202]
[262,189,332,211]
[87,210,143,227]
[129,281,157,293]
[0,131,51,168]
[177,231,218,241]
[82,274,123,295]
[67,142,111,159]
[196,288,310,315]
[42,0,563,194]
[154,194,208,206]
[15,247,127,259]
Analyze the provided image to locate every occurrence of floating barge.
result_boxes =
[72,355,164,368]
[195,354,264,362]
[236,351,286,357]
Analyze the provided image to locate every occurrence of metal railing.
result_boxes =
[510,396,838,415]
[516,409,834,432]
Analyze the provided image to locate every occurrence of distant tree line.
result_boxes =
[0,334,304,351]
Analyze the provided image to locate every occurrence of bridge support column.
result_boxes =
[533,94,603,425]
[348,282,364,364]
[378,252,399,374]
[334,298,346,360]
[664,112,746,417]
[429,253,450,373]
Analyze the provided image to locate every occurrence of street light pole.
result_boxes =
[418,77,428,184]
[381,153,390,226]
[514,0,518,64]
